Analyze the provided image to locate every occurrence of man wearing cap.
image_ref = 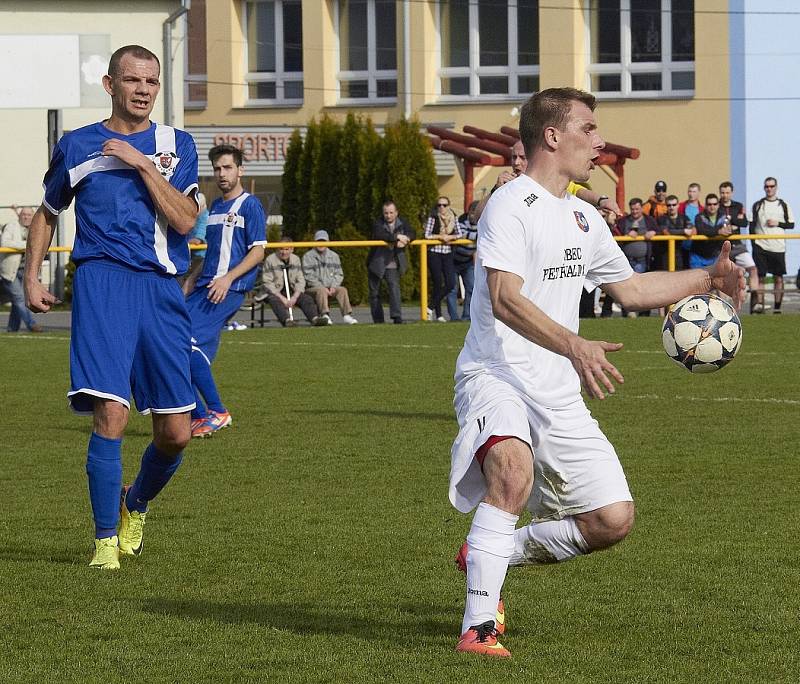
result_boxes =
[302,230,358,325]
[643,181,669,270]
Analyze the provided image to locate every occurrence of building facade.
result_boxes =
[185,0,732,221]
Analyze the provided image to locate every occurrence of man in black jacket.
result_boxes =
[719,181,760,312]
[367,200,416,323]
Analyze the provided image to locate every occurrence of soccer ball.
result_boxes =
[662,294,742,373]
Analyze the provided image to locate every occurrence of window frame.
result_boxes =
[584,0,695,99]
[436,0,540,102]
[334,0,399,105]
[184,3,208,109]
[243,0,304,107]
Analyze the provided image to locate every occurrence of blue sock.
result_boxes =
[191,384,207,420]
[125,443,183,513]
[86,433,123,539]
[190,351,225,414]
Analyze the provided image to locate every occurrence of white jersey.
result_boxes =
[455,175,633,410]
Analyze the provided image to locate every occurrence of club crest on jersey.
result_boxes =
[152,151,179,179]
[224,212,237,227]
[574,211,590,232]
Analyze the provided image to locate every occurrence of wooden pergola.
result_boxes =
[427,124,640,210]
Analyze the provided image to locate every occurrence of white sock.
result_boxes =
[508,516,589,567]
[461,502,518,635]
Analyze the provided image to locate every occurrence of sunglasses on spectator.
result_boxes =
[437,202,449,207]
[666,203,678,207]
[764,184,776,189]
[706,202,719,206]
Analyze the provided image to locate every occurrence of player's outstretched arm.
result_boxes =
[24,206,60,313]
[101,139,198,234]
[487,268,624,399]
[604,241,746,312]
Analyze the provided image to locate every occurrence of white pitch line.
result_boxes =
[629,393,800,406]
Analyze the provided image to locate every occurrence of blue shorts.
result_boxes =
[689,253,717,269]
[69,259,195,415]
[186,286,245,363]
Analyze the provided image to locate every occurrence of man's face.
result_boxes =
[278,245,293,261]
[510,140,527,175]
[212,154,243,194]
[103,53,160,123]
[315,244,328,254]
[383,203,398,224]
[655,189,666,202]
[719,186,733,204]
[764,180,778,199]
[666,198,679,217]
[705,197,719,214]
[554,101,605,184]
[629,202,643,219]
[18,207,34,227]
[687,185,699,201]
[468,205,480,224]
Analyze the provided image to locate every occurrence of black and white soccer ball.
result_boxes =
[662,294,742,373]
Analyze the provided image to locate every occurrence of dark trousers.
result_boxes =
[267,292,318,324]
[428,251,456,318]
[369,268,402,323]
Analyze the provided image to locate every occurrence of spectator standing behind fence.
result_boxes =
[750,177,795,314]
[657,195,694,270]
[425,196,462,322]
[614,198,657,317]
[448,200,479,321]
[302,229,358,325]
[366,200,415,324]
[258,237,326,327]
[1,206,42,333]
[718,181,760,312]
[643,181,669,270]
[692,194,729,269]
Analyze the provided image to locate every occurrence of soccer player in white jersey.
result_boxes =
[187,144,267,438]
[24,45,200,571]
[450,88,745,657]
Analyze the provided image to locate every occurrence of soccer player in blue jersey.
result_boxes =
[24,45,200,571]
[188,144,267,438]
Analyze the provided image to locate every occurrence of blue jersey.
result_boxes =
[42,121,199,275]
[197,192,268,292]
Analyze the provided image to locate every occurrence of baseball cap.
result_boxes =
[655,180,667,191]
[314,229,330,241]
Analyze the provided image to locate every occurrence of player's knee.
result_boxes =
[153,417,191,454]
[579,501,635,551]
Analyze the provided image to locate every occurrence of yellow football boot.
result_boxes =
[89,536,120,570]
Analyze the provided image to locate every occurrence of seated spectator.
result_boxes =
[424,196,462,321]
[657,195,694,270]
[366,200,415,324]
[257,236,326,327]
[0,206,42,333]
[447,200,479,321]
[692,194,728,268]
[614,198,657,317]
[302,230,357,325]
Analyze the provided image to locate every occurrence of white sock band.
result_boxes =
[508,516,589,567]
[462,502,518,634]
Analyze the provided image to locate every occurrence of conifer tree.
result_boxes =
[280,128,303,236]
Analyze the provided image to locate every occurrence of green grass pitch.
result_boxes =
[1,317,798,682]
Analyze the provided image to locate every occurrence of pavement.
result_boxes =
[2,284,798,333]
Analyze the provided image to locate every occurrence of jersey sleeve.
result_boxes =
[476,193,527,279]
[584,214,633,288]
[243,197,268,249]
[172,131,199,198]
[41,139,75,214]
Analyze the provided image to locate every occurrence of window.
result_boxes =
[336,0,397,102]
[438,0,539,100]
[185,0,207,107]
[586,0,694,98]
[244,0,304,105]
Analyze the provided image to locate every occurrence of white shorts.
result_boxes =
[733,250,756,269]
[449,376,632,520]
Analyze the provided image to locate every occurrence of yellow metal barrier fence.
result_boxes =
[3,234,798,322]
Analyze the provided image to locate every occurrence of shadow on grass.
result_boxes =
[0,545,79,565]
[139,598,460,641]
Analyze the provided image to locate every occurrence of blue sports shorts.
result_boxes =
[68,259,195,415]
[186,286,245,363]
